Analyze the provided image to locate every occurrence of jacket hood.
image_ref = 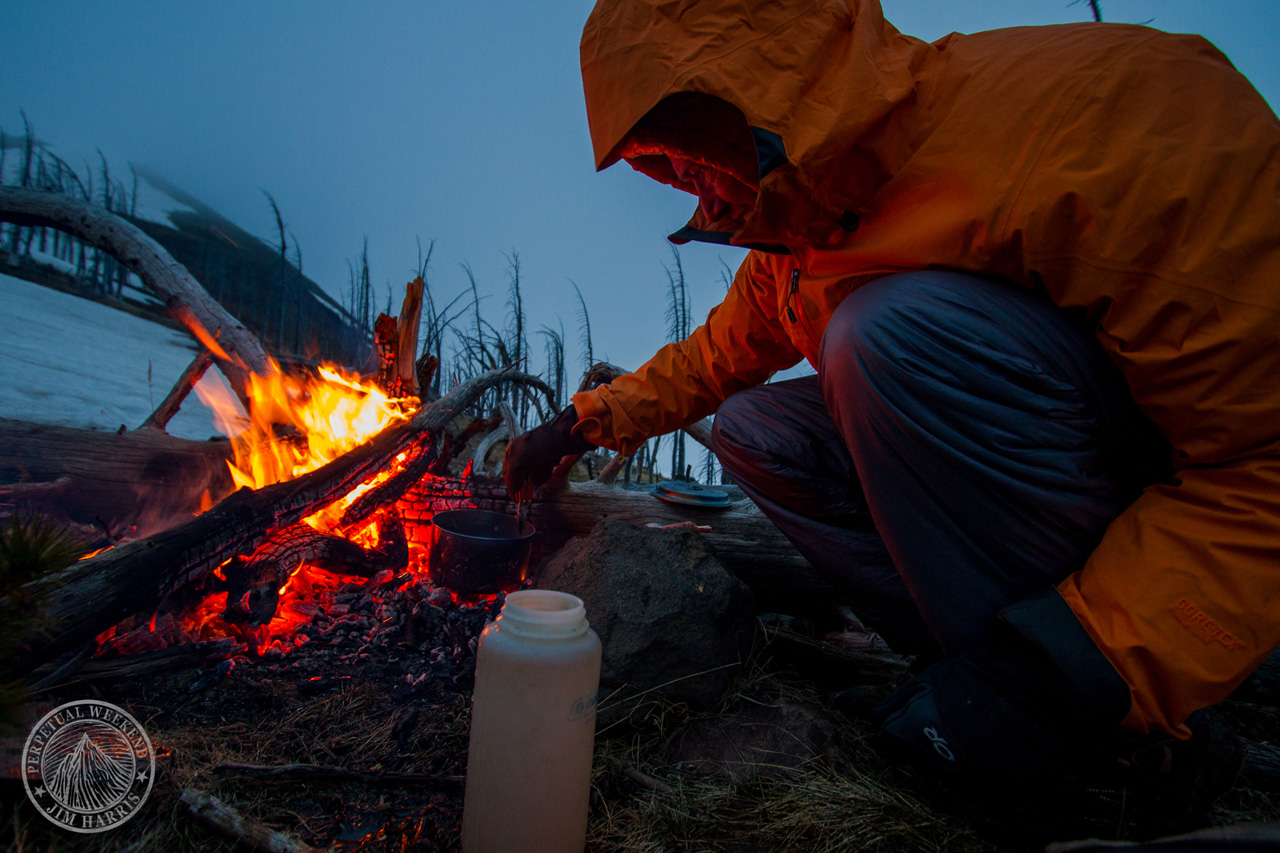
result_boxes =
[580,0,934,246]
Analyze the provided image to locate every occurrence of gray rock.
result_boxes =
[535,519,754,710]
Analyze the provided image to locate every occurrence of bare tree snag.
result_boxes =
[0,185,270,399]
[396,276,424,395]
[4,368,513,679]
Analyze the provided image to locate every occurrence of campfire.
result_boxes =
[94,345,508,662]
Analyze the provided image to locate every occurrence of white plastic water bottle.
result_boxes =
[461,589,602,853]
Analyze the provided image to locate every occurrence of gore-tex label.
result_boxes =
[1170,597,1246,652]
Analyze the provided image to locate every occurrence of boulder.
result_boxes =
[535,519,754,710]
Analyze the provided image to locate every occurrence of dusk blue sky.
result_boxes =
[3,1,1277,379]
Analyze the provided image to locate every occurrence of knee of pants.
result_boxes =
[818,273,924,388]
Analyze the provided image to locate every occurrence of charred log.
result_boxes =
[0,416,234,534]
[222,512,408,625]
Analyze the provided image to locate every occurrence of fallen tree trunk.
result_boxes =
[0,416,234,535]
[399,476,836,606]
[0,185,270,399]
[3,368,512,679]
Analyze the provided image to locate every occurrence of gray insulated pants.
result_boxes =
[711,270,1168,657]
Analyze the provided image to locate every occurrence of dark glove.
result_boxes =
[871,641,1114,787]
[502,406,594,501]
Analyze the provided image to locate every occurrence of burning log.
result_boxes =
[222,512,408,625]
[337,445,438,530]
[0,185,271,400]
[3,367,514,680]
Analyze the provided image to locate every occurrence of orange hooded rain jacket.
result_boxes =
[572,0,1280,738]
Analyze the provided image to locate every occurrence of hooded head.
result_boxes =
[580,0,930,248]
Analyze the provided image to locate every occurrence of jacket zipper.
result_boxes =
[785,268,799,323]
[784,265,822,352]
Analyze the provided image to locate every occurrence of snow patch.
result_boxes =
[0,272,229,439]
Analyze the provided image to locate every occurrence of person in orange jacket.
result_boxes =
[505,0,1279,811]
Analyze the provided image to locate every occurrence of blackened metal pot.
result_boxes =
[428,508,535,595]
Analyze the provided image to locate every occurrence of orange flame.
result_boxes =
[195,361,417,494]
[112,325,434,658]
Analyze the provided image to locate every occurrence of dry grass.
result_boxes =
[583,656,995,853]
[2,646,1275,852]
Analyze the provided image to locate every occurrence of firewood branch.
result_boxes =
[181,788,319,853]
[140,346,215,432]
[213,762,464,788]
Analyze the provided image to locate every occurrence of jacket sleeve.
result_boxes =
[1056,456,1280,738]
[572,252,804,454]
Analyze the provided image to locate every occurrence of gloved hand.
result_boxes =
[502,406,594,501]
[871,641,1115,787]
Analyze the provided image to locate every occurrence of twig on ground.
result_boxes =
[213,761,464,787]
[180,787,321,853]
